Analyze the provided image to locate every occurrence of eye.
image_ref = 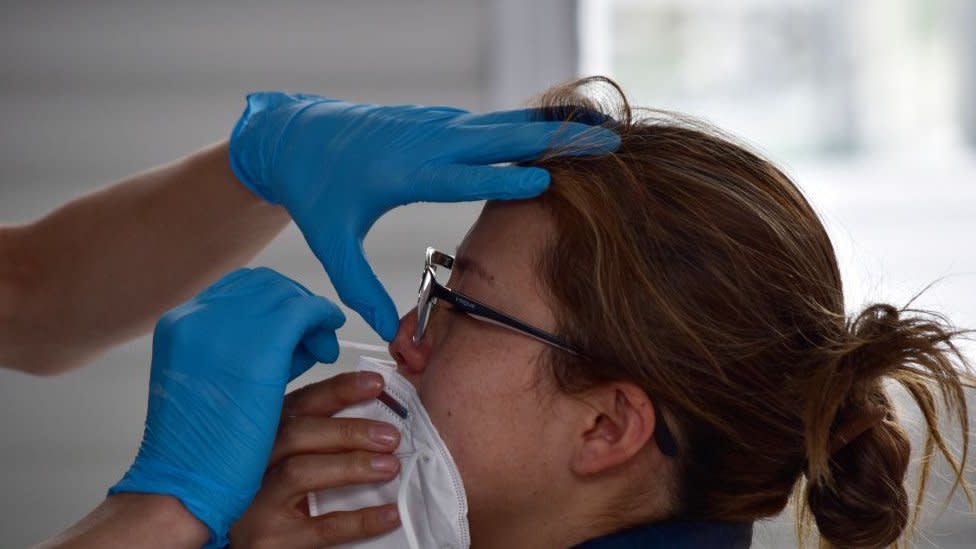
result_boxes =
[427,301,455,328]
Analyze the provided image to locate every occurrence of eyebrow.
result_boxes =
[452,248,494,285]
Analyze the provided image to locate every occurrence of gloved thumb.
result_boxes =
[321,237,399,342]
[276,293,345,380]
[289,328,340,380]
[306,327,340,362]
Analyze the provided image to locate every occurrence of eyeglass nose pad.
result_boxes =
[413,269,435,344]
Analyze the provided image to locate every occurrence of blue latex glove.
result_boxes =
[229,93,620,340]
[109,268,344,549]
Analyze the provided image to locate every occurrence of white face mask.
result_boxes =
[307,356,470,549]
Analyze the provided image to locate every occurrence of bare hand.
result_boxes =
[229,372,403,548]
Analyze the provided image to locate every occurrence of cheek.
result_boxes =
[417,337,554,497]
[417,347,497,456]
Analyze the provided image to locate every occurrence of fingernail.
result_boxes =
[368,424,400,447]
[371,455,399,472]
[357,372,383,392]
[381,507,400,524]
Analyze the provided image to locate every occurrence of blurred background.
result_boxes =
[1,0,973,546]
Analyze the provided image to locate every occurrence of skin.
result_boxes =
[2,110,616,546]
[0,141,290,375]
[239,200,673,548]
[34,197,668,549]
[391,199,583,546]
[230,372,405,548]
[32,494,209,549]
[7,143,405,547]
[42,373,404,549]
[13,145,406,548]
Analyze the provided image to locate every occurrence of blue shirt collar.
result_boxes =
[572,520,753,549]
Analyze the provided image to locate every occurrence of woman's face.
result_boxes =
[388,199,579,530]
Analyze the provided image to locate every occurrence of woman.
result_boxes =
[231,77,973,548]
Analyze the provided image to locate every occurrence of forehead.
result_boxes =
[451,200,555,318]
[458,200,552,270]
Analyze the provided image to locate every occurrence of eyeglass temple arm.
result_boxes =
[430,284,677,455]
[426,249,679,457]
[430,284,580,356]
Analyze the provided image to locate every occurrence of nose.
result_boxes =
[389,308,432,375]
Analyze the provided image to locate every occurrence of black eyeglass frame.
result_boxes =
[413,248,579,355]
[412,246,678,457]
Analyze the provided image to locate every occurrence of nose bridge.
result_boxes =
[390,308,431,374]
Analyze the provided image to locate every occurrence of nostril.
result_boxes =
[392,350,406,365]
[389,308,431,374]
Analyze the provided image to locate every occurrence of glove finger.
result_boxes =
[320,238,399,342]
[456,107,611,126]
[281,276,315,297]
[277,295,346,335]
[206,267,302,301]
[410,163,550,202]
[290,342,319,381]
[166,268,306,328]
[302,327,340,365]
[453,108,543,125]
[290,327,341,380]
[422,105,470,116]
[449,122,620,164]
[275,296,346,381]
[199,267,254,295]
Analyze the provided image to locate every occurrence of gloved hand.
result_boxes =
[109,267,345,549]
[228,93,620,340]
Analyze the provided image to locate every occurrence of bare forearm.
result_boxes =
[34,494,209,549]
[0,141,290,374]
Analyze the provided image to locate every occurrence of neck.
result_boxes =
[469,489,626,549]
[470,511,584,549]
[476,474,676,548]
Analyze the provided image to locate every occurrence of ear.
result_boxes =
[571,382,659,476]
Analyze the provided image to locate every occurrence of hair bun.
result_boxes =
[807,412,911,548]
[828,405,887,455]
[802,300,966,547]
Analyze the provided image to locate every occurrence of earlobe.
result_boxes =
[572,383,658,476]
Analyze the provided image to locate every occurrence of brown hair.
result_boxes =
[528,77,974,548]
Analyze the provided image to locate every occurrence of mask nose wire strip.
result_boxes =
[398,453,423,549]
[336,339,408,419]
[377,390,409,419]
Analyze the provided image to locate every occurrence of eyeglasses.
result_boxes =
[413,247,579,354]
[412,247,679,457]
